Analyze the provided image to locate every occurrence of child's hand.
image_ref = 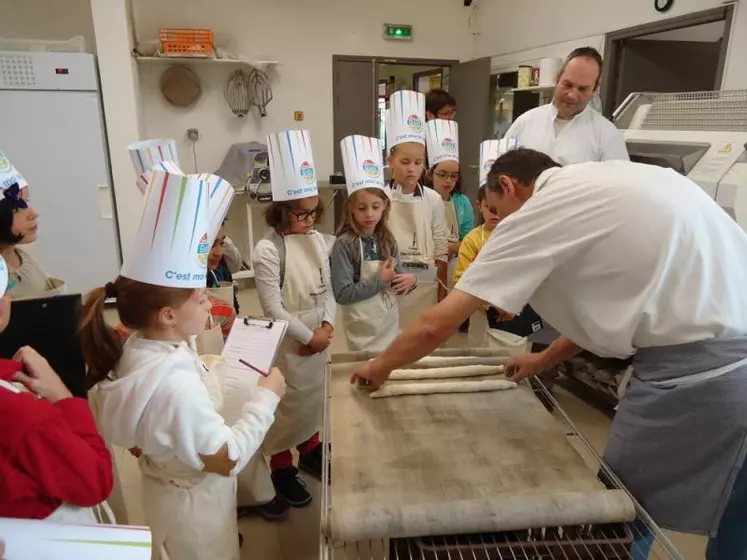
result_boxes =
[321,321,334,336]
[258,367,286,398]
[12,347,72,404]
[391,273,417,295]
[302,327,332,355]
[378,258,396,283]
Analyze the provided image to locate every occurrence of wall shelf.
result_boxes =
[134,55,278,69]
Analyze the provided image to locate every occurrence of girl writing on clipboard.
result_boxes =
[79,170,285,560]
[252,130,336,509]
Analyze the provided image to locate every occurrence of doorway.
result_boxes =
[601,5,734,118]
[332,55,492,215]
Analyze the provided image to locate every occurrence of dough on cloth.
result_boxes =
[371,379,517,399]
[412,356,506,368]
[389,365,505,380]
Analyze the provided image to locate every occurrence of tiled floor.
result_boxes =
[115,286,708,559]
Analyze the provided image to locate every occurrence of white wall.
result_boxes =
[133,0,473,179]
[475,0,747,90]
[0,0,96,52]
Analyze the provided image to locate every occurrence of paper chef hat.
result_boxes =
[196,173,235,246]
[386,90,426,151]
[425,119,459,166]
[340,135,385,195]
[120,170,209,288]
[267,130,319,202]
[128,139,182,193]
[0,150,28,191]
[479,138,520,187]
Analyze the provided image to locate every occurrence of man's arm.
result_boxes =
[352,289,483,388]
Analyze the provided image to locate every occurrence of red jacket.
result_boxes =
[0,363,113,519]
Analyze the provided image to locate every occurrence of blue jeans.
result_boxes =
[631,460,747,559]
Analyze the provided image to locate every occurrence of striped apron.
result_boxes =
[603,337,747,535]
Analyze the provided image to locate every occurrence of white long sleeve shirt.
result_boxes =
[95,336,279,475]
[386,184,449,263]
[505,103,629,165]
[252,229,337,345]
[456,161,747,358]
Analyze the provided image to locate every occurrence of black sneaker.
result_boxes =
[298,443,323,480]
[271,467,312,507]
[236,495,290,522]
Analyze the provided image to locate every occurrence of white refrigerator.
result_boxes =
[0,51,120,296]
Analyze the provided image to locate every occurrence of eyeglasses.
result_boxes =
[437,108,456,120]
[291,208,319,222]
[434,172,459,182]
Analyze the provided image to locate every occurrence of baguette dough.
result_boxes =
[411,356,507,369]
[371,379,517,399]
[389,365,505,380]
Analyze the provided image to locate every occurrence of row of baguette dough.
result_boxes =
[371,359,516,399]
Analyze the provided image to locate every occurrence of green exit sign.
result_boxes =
[384,24,413,41]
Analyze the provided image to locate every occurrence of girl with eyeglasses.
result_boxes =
[425,120,474,290]
[252,130,336,510]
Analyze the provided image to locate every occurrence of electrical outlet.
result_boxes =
[187,128,199,141]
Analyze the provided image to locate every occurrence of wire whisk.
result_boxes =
[249,66,273,117]
[224,69,253,118]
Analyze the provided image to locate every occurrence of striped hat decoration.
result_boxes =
[267,130,319,202]
[340,135,385,196]
[128,139,182,193]
[425,119,459,166]
[197,173,235,247]
[386,90,426,151]
[120,170,209,288]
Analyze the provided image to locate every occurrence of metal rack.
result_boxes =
[319,355,684,560]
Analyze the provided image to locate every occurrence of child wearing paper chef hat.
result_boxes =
[385,91,449,329]
[0,150,60,299]
[79,169,286,560]
[252,129,336,508]
[424,120,475,293]
[330,135,417,352]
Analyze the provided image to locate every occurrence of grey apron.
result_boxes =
[603,337,747,535]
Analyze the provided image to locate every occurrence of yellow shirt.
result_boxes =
[453,225,490,287]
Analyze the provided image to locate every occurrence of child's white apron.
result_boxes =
[342,239,399,351]
[443,199,459,290]
[389,192,438,328]
[262,233,328,455]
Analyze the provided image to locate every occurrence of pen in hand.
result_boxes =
[239,359,269,377]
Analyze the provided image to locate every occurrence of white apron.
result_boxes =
[389,190,438,328]
[444,199,459,290]
[206,280,234,306]
[200,355,274,507]
[261,233,328,455]
[468,309,530,355]
[342,239,399,352]
[139,358,239,560]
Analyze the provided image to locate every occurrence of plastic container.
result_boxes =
[158,28,214,57]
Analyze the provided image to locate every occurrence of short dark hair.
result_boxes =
[425,89,457,116]
[264,198,324,232]
[487,148,561,194]
[0,198,24,244]
[559,47,603,87]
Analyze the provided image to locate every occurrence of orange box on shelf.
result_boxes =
[158,28,214,57]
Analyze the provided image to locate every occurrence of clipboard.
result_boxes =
[0,294,86,397]
[219,315,289,425]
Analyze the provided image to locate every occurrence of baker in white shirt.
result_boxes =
[352,148,747,560]
[505,47,629,165]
